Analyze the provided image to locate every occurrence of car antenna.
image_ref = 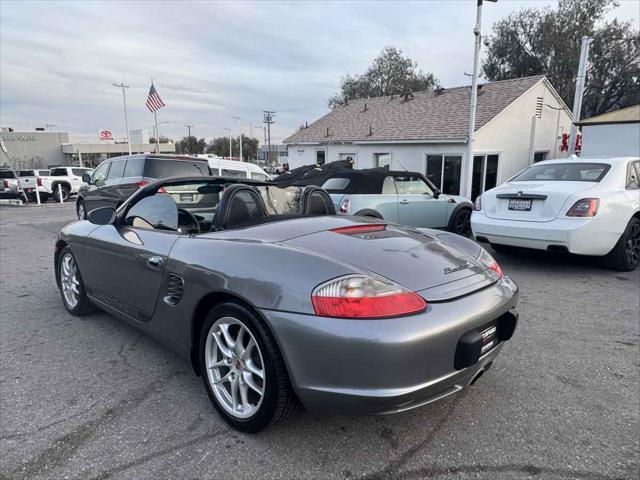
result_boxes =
[394,158,409,172]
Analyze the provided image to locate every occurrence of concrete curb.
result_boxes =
[0,199,25,206]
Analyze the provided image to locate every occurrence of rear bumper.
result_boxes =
[471,212,620,256]
[259,277,518,415]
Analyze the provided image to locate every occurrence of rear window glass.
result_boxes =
[72,168,91,176]
[50,168,67,176]
[37,170,49,176]
[322,178,350,192]
[512,163,611,182]
[124,157,144,177]
[107,161,126,179]
[0,170,16,179]
[221,169,246,178]
[18,170,34,176]
[144,159,209,179]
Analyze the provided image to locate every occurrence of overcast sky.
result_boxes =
[1,0,638,144]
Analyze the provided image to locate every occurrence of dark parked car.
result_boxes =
[76,154,211,219]
[57,176,518,432]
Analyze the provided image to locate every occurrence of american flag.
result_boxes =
[146,84,166,112]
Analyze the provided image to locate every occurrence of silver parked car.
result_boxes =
[56,176,518,432]
[322,168,474,236]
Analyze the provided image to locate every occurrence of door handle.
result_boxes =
[146,256,164,269]
[399,199,410,205]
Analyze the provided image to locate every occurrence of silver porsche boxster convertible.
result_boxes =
[55,176,519,432]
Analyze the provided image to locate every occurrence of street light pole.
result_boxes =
[112,82,132,155]
[224,128,232,158]
[185,124,195,154]
[462,0,496,198]
[232,116,243,161]
[568,36,593,156]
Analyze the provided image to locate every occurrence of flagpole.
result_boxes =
[151,78,160,154]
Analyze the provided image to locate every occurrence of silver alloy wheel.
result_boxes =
[60,253,80,308]
[77,202,85,220]
[205,316,265,419]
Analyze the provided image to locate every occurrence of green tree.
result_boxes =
[176,136,207,155]
[205,135,260,161]
[482,0,640,117]
[149,135,171,144]
[328,46,439,109]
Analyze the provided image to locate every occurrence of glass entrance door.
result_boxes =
[471,154,499,201]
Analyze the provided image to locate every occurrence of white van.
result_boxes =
[198,155,272,181]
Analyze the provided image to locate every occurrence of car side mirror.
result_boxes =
[87,206,116,225]
[82,173,92,184]
[432,190,441,199]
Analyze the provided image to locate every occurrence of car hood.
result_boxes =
[206,216,494,293]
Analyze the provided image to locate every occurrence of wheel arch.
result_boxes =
[447,202,473,229]
[352,208,383,219]
[189,291,287,378]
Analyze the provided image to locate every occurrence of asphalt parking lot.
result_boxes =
[1,202,638,480]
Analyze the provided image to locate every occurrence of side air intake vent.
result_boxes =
[164,273,184,305]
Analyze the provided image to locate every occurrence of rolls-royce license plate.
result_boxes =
[508,198,532,211]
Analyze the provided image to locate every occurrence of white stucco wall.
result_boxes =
[286,142,466,172]
[472,79,573,182]
[580,123,640,157]
[285,79,572,193]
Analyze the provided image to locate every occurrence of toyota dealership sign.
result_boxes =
[99,129,114,142]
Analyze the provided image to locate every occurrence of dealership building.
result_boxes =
[0,128,175,170]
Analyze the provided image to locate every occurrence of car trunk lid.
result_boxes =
[484,181,598,222]
[283,223,494,293]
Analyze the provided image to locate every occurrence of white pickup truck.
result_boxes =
[39,166,94,202]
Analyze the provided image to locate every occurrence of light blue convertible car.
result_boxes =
[321,168,473,236]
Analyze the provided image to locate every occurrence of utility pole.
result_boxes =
[224,128,232,158]
[112,82,132,155]
[263,111,275,167]
[462,0,496,199]
[185,124,194,154]
[568,36,593,156]
[232,116,242,161]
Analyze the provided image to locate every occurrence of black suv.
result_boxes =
[76,154,211,220]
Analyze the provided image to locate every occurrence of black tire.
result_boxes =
[39,193,49,203]
[447,207,472,237]
[77,199,86,220]
[602,217,640,271]
[199,302,297,432]
[491,244,518,254]
[57,246,94,316]
[53,184,70,202]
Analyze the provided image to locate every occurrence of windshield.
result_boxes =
[511,163,611,182]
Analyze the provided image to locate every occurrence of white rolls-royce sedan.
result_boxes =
[471,157,640,271]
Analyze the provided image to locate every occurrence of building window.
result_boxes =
[316,149,326,165]
[471,154,499,201]
[534,151,548,163]
[373,153,391,168]
[426,154,462,195]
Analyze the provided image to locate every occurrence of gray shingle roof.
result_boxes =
[284,75,546,144]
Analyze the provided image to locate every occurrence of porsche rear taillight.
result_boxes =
[478,248,503,278]
[338,198,350,214]
[566,198,599,217]
[311,275,427,319]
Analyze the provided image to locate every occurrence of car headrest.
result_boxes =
[303,186,336,215]
[214,184,268,230]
